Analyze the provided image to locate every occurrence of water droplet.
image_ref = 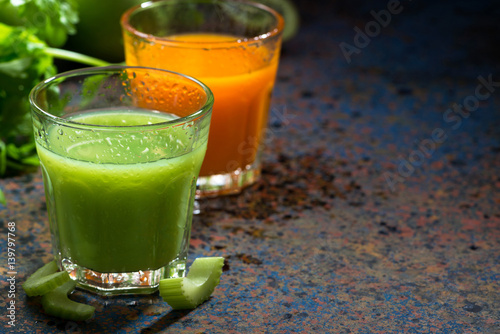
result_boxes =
[58,129,64,135]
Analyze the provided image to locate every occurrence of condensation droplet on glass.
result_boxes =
[176,139,185,148]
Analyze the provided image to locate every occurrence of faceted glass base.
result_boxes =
[60,258,186,296]
[196,159,261,198]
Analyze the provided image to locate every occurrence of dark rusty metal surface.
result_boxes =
[1,0,499,332]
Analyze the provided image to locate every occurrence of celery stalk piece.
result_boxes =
[22,260,70,297]
[41,280,95,321]
[159,257,225,310]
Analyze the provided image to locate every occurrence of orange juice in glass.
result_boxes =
[121,0,284,197]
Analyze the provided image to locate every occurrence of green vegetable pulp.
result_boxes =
[36,109,206,273]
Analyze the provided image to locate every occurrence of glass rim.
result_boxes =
[29,65,214,131]
[120,0,285,48]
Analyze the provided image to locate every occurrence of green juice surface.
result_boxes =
[37,109,206,273]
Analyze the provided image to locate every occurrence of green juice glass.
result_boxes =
[30,66,213,295]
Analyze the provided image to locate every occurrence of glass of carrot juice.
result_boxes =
[121,0,284,197]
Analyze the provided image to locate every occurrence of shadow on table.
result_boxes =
[139,309,194,333]
[22,290,194,333]
[85,293,194,333]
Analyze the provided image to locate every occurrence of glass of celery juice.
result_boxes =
[29,66,213,295]
[121,0,284,197]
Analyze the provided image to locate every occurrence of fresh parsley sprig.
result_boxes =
[0,0,110,204]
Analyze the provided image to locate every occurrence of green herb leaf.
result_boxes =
[21,155,40,166]
[0,187,6,206]
[0,140,6,176]
[3,141,40,172]
[0,0,108,178]
[5,0,79,47]
[6,143,20,160]
[0,22,56,140]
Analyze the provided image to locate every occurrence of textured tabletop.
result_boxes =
[1,0,499,333]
